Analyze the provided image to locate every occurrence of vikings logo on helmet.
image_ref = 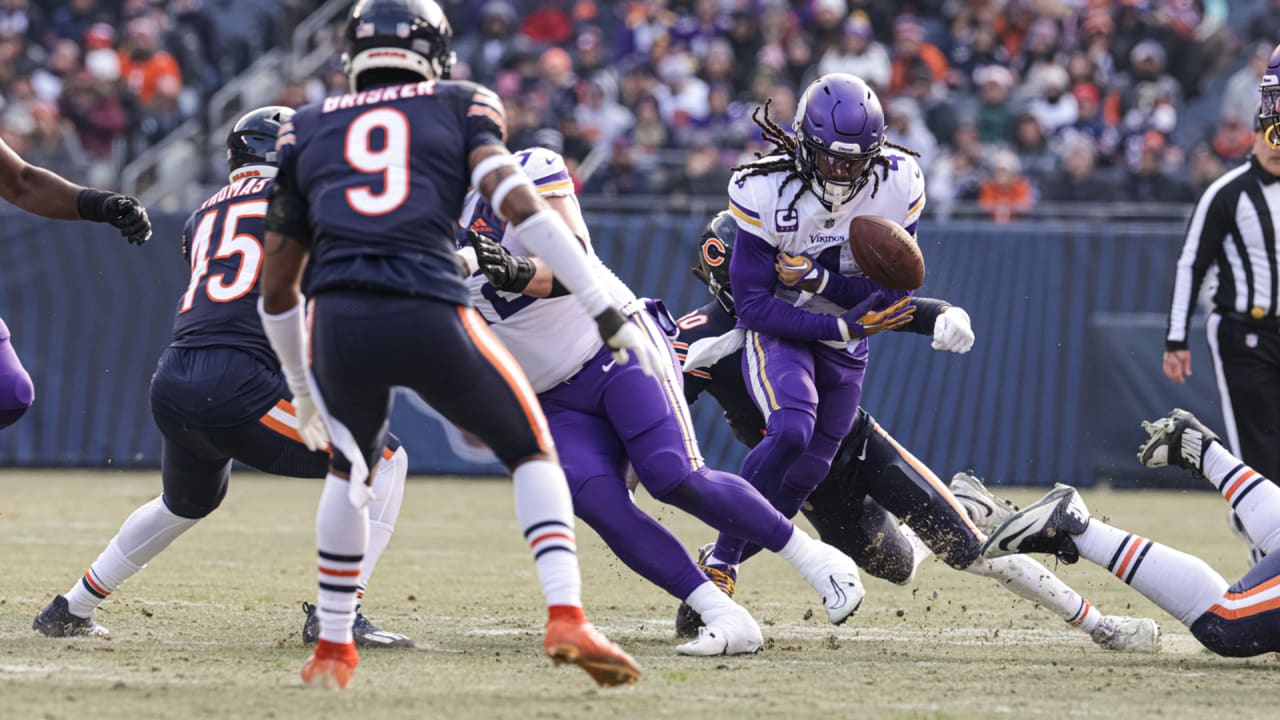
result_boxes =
[1259,44,1280,149]
[793,74,885,211]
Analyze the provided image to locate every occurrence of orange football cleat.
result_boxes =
[544,607,641,687]
[301,639,360,689]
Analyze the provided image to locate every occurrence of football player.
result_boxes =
[459,145,867,657]
[257,0,655,689]
[0,137,151,428]
[33,106,413,649]
[673,213,1160,653]
[704,74,917,577]
[985,409,1280,657]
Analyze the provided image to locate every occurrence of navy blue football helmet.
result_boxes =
[692,210,737,314]
[344,0,455,92]
[226,105,294,171]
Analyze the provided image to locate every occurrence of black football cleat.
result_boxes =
[1137,409,1220,472]
[33,595,110,638]
[979,485,1090,563]
[302,601,415,648]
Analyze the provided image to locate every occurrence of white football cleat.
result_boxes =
[804,543,865,625]
[675,606,763,656]
[980,484,1090,563]
[1091,615,1161,654]
[949,471,1018,535]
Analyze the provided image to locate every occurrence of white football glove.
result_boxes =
[596,307,663,378]
[291,392,330,452]
[932,306,974,354]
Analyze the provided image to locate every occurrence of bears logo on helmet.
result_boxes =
[691,210,737,315]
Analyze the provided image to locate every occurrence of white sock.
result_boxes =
[966,555,1100,633]
[512,460,581,609]
[358,446,408,600]
[774,526,825,577]
[684,580,740,622]
[899,523,932,586]
[1203,443,1280,554]
[316,474,368,645]
[64,495,198,618]
[1075,518,1227,626]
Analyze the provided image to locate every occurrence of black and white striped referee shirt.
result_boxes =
[1167,156,1280,349]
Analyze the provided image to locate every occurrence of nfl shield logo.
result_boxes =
[1246,333,1259,348]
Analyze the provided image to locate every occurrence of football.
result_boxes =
[847,215,926,291]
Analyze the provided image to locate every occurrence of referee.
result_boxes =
[1165,44,1280,499]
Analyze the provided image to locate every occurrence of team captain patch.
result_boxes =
[775,208,798,232]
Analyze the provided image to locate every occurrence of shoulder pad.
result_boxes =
[518,147,574,196]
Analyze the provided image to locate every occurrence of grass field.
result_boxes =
[2,471,1278,720]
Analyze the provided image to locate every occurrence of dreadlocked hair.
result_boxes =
[730,99,924,211]
[730,99,808,213]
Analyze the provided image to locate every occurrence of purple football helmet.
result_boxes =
[1260,44,1280,148]
[793,73,885,209]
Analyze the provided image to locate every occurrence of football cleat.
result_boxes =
[949,471,1018,535]
[675,543,736,639]
[544,616,641,687]
[301,639,359,689]
[302,601,415,648]
[804,543,865,625]
[33,595,110,639]
[1137,409,1219,472]
[1091,615,1161,654]
[980,485,1090,563]
[675,605,762,657]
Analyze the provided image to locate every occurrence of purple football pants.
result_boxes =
[0,317,34,429]
[539,309,794,600]
[712,331,868,565]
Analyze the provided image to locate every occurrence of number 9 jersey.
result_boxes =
[275,79,508,305]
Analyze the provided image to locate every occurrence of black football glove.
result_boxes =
[468,228,535,292]
[77,189,152,245]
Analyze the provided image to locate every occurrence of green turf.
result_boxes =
[2,471,1278,720]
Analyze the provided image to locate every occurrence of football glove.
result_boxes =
[839,292,915,341]
[468,229,536,292]
[291,392,330,452]
[932,306,974,353]
[595,307,663,378]
[775,251,827,292]
[78,189,152,245]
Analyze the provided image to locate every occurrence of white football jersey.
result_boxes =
[726,150,926,318]
[461,147,636,393]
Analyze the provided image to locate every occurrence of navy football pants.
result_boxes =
[308,291,551,474]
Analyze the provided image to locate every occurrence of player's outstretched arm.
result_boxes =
[0,137,151,244]
[469,145,663,377]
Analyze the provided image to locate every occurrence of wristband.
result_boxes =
[76,189,113,222]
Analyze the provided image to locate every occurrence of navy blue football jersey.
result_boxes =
[169,173,277,369]
[277,79,508,304]
[676,300,766,448]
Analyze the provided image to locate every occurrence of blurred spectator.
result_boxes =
[1120,132,1195,204]
[1209,114,1255,164]
[974,64,1015,145]
[1025,66,1077,134]
[455,1,518,86]
[50,0,98,45]
[814,12,890,92]
[118,17,181,112]
[1010,113,1055,189]
[928,121,986,214]
[575,78,633,148]
[521,0,572,46]
[1042,136,1114,203]
[652,52,708,136]
[23,99,85,177]
[978,148,1034,223]
[1060,82,1118,163]
[664,136,731,199]
[888,15,947,95]
[1248,0,1280,49]
[1221,42,1272,131]
[672,0,727,61]
[885,97,936,171]
[1114,40,1182,137]
[586,137,652,196]
[1188,143,1227,197]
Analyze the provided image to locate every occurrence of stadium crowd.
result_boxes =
[1,0,1273,220]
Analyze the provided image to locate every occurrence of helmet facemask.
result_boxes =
[1262,83,1280,151]
[795,131,880,211]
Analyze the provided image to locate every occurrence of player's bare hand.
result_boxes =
[595,307,663,378]
[775,251,824,291]
[291,393,329,452]
[1163,350,1191,384]
[932,306,974,353]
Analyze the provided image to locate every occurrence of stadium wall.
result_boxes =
[0,211,1222,487]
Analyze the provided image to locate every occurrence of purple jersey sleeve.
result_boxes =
[815,270,892,310]
[730,227,843,341]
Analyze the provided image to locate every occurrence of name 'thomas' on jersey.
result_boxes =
[727,151,926,317]
[277,79,509,305]
[460,147,635,393]
[169,170,276,367]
